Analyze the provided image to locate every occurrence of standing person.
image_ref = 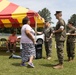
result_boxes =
[66,22,76,62]
[37,21,53,60]
[6,30,17,53]
[20,17,36,68]
[53,11,66,69]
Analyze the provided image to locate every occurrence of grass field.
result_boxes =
[0,39,76,75]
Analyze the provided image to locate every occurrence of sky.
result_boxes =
[9,0,76,26]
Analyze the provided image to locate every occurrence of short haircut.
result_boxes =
[22,17,29,25]
[11,30,16,34]
[45,20,48,23]
[68,21,74,25]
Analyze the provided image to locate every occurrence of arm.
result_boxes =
[49,33,53,39]
[67,27,76,36]
[6,36,10,43]
[49,28,53,38]
[25,30,35,44]
[37,27,44,35]
[6,40,9,44]
[54,28,64,33]
[54,20,65,33]
[66,33,76,36]
[37,32,43,35]
[69,33,76,36]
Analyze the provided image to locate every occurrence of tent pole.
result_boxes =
[35,16,37,42]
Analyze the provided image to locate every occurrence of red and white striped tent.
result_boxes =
[0,0,44,28]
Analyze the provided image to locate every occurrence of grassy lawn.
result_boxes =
[0,39,76,75]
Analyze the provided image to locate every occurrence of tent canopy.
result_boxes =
[0,0,44,28]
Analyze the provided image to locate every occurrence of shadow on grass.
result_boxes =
[42,57,46,59]
[54,59,68,62]
[0,51,20,56]
[0,51,11,56]
[27,65,35,68]
[54,60,58,62]
[39,64,54,68]
[12,63,21,66]
[0,53,10,56]
[64,59,68,62]
[12,63,34,68]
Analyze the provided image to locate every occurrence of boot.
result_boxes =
[53,64,63,69]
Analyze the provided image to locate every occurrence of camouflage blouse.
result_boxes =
[67,27,76,42]
[43,26,53,41]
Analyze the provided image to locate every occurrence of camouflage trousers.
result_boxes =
[56,41,64,64]
[66,41,75,58]
[45,40,52,57]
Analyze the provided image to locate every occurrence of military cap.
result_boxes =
[54,11,62,15]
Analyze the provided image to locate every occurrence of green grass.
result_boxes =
[0,39,76,75]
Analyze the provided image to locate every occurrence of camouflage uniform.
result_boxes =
[43,26,53,57]
[55,19,66,64]
[66,27,76,59]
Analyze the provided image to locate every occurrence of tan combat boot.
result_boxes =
[53,64,63,69]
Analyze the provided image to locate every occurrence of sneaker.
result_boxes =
[28,63,35,68]
[21,63,26,66]
[53,64,63,69]
[47,57,51,60]
[6,50,10,53]
[9,55,12,59]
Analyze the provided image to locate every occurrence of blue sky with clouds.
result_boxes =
[9,0,76,26]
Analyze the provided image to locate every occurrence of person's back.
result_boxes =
[21,24,35,44]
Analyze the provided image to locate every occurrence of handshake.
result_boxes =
[53,31,56,34]
[66,33,70,35]
[46,37,52,42]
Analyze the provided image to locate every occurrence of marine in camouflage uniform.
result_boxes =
[43,23,53,59]
[66,22,76,61]
[53,11,66,69]
[37,21,53,60]
[55,19,66,64]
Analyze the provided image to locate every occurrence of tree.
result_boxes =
[38,8,51,22]
[68,14,76,27]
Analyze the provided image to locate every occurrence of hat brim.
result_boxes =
[54,13,57,16]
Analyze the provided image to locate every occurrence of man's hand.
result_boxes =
[49,36,52,39]
[37,32,43,35]
[33,40,37,45]
[66,33,70,35]
[53,31,56,34]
